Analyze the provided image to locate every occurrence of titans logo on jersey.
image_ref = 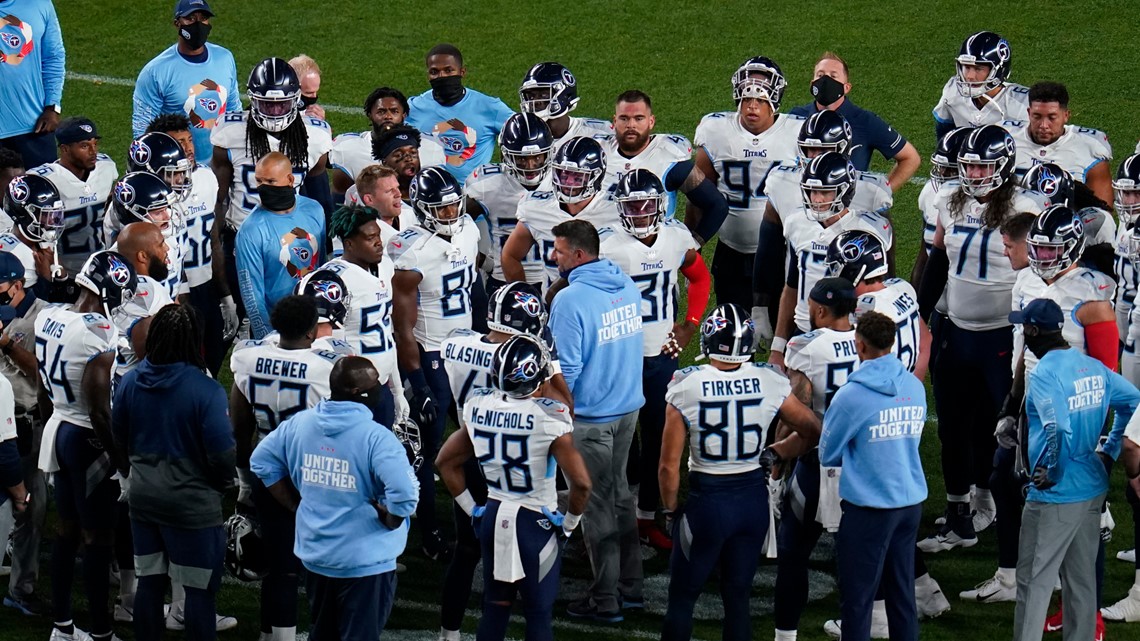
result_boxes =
[183,79,229,131]
[1003,120,1112,182]
[465,164,544,284]
[855,278,923,373]
[230,338,348,437]
[764,164,893,225]
[785,328,859,412]
[516,189,621,289]
[600,133,692,215]
[320,257,397,384]
[278,226,320,279]
[933,80,1029,129]
[0,13,33,65]
[29,156,118,274]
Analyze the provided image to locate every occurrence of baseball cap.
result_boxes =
[0,252,23,284]
[809,277,856,307]
[1008,298,1064,332]
[55,118,101,145]
[174,0,214,19]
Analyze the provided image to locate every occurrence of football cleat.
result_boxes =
[638,518,673,551]
[916,577,951,619]
[917,502,977,553]
[959,570,1017,603]
[971,491,997,533]
[1102,585,1140,622]
[1044,603,1063,631]
[823,601,889,639]
[1117,549,1136,563]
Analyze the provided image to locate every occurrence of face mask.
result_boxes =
[301,94,319,108]
[811,75,845,106]
[1024,330,1064,359]
[257,184,296,211]
[0,287,13,307]
[430,75,465,106]
[178,21,211,50]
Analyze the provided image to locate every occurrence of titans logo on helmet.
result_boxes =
[506,358,540,383]
[514,292,542,317]
[129,140,152,165]
[313,279,343,303]
[114,181,136,206]
[561,68,576,86]
[702,315,728,337]
[8,176,28,203]
[1035,166,1060,197]
[841,235,869,261]
[107,254,132,286]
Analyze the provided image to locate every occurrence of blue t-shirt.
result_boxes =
[406,87,514,183]
[0,0,65,138]
[789,99,907,172]
[132,43,242,164]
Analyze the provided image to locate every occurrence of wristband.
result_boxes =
[455,489,476,516]
[406,368,428,390]
[770,337,788,353]
[563,512,582,532]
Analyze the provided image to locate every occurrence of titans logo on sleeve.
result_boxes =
[184,79,229,131]
[434,118,478,167]
[279,226,320,278]
[0,14,34,65]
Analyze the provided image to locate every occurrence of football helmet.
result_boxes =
[955,31,1012,98]
[825,230,889,286]
[248,57,301,133]
[409,166,466,236]
[3,174,64,244]
[551,136,606,204]
[732,56,785,111]
[224,512,268,581]
[1023,162,1074,207]
[800,152,856,221]
[700,303,755,364]
[957,124,1015,198]
[930,127,971,190]
[76,250,138,319]
[491,333,551,399]
[518,62,580,121]
[127,132,193,200]
[1026,205,1084,281]
[488,281,547,336]
[1113,154,1140,225]
[615,168,667,239]
[797,110,852,165]
[112,171,181,238]
[393,415,424,471]
[295,269,351,329]
[499,112,554,188]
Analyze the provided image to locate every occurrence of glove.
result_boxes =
[1032,465,1056,491]
[408,384,438,428]
[758,446,782,481]
[663,508,677,536]
[236,468,256,509]
[994,416,1019,450]
[542,507,572,548]
[220,295,240,343]
[112,471,131,503]
[1101,502,1115,543]
[371,500,405,530]
[751,306,774,350]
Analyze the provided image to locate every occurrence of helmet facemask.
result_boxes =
[250,91,301,133]
[801,181,852,222]
[1027,235,1080,281]
[1114,179,1140,225]
[617,192,665,239]
[552,164,601,204]
[519,86,558,120]
[23,202,65,244]
[162,159,195,201]
[929,153,958,190]
[958,156,1007,197]
[798,140,847,169]
[502,145,552,188]
[954,59,1000,98]
[418,196,466,236]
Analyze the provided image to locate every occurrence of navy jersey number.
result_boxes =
[441,265,475,317]
[35,337,76,403]
[472,429,534,493]
[631,271,676,323]
[247,377,310,434]
[952,227,994,279]
[182,211,215,270]
[824,362,857,406]
[696,398,765,461]
[360,301,394,353]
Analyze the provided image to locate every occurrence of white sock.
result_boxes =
[872,599,887,616]
[974,488,992,503]
[636,509,655,521]
[439,628,461,641]
[947,493,969,503]
[119,570,136,607]
[775,630,798,641]
[996,567,1016,585]
[915,572,935,590]
[270,626,296,641]
[1134,569,1140,588]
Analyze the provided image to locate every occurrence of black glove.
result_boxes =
[372,501,405,530]
[759,446,782,481]
[1032,465,1056,491]
[409,384,438,427]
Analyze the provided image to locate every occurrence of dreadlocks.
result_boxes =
[329,204,380,240]
[145,113,192,134]
[145,303,207,370]
[246,114,310,169]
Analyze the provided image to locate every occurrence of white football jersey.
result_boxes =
[441,328,497,411]
[319,257,397,385]
[465,164,543,284]
[1115,223,1138,343]
[178,166,219,289]
[516,188,621,289]
[230,338,349,438]
[111,275,174,379]
[1004,121,1112,182]
[387,220,481,351]
[934,186,1047,330]
[209,113,334,229]
[599,219,697,356]
[855,278,923,373]
[785,327,859,412]
[552,117,613,153]
[1012,266,1115,373]
[463,387,573,511]
[0,234,38,288]
[764,164,894,226]
[29,156,118,275]
[665,362,791,475]
[918,180,947,255]
[600,133,693,215]
[329,129,446,184]
[34,306,116,428]
[784,209,894,333]
[694,112,803,253]
[932,79,1030,129]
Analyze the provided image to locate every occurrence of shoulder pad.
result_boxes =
[81,313,116,342]
[526,189,556,202]
[467,164,502,183]
[0,233,20,249]
[661,218,688,231]
[855,295,876,317]
[321,338,355,356]
[661,133,692,154]
[221,112,246,125]
[583,118,612,128]
[446,327,479,341]
[311,348,345,362]
[669,365,702,387]
[1001,119,1026,129]
[749,361,787,375]
[468,387,495,400]
[534,397,572,419]
[787,330,820,350]
[231,339,265,353]
[775,164,799,174]
[884,277,909,288]
[333,132,363,142]
[702,112,730,121]
[386,228,423,262]
[96,153,113,162]
[597,226,618,240]
[1008,84,1030,94]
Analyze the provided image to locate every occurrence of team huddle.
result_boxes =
[6,6,1140,641]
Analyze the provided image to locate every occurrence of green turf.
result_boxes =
[3,1,1139,639]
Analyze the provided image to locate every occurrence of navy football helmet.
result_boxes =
[224,512,268,581]
[957,124,1016,197]
[492,334,551,399]
[1113,154,1140,225]
[955,31,1012,98]
[700,304,755,364]
[296,269,351,329]
[409,167,466,236]
[551,136,606,204]
[797,110,852,165]
[488,281,547,336]
[800,152,856,221]
[519,62,580,121]
[499,112,554,188]
[615,168,667,239]
[825,230,889,286]
[112,172,181,238]
[1023,162,1074,207]
[930,127,971,190]
[732,56,785,111]
[3,174,64,244]
[248,57,301,133]
[128,132,193,200]
[76,250,138,319]
[1027,205,1084,281]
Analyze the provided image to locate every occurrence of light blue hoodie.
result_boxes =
[819,354,928,509]
[250,400,419,578]
[548,258,645,423]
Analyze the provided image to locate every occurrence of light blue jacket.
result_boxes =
[0,0,65,138]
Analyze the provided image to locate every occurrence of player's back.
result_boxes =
[230,338,347,438]
[856,278,922,372]
[441,328,498,411]
[35,306,117,427]
[785,327,859,412]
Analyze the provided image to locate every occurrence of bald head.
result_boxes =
[117,222,169,278]
[330,356,381,402]
[255,151,295,188]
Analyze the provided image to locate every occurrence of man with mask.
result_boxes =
[789,52,920,191]
[406,43,514,183]
[288,54,325,121]
[132,0,242,165]
[235,152,326,340]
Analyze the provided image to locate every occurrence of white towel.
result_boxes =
[762,478,781,558]
[492,502,526,582]
[38,415,62,474]
[817,466,842,533]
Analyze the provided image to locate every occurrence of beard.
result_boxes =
[617,130,650,154]
[148,254,170,283]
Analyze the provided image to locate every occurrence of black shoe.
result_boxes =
[621,596,645,611]
[421,528,453,561]
[567,598,623,623]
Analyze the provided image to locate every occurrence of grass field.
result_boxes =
[4,0,1140,639]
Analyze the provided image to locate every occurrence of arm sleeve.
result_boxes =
[687,179,729,243]
[1084,320,1119,371]
[663,160,695,192]
[235,228,270,340]
[918,246,950,322]
[39,3,65,107]
[249,428,290,487]
[1102,370,1140,459]
[200,384,238,492]
[547,305,584,392]
[680,255,711,324]
[131,65,162,138]
[373,432,420,518]
[753,217,785,302]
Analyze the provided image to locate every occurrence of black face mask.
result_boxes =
[257,184,296,211]
[178,21,211,50]
[1024,330,1066,359]
[0,287,13,307]
[301,94,319,108]
[811,75,845,106]
[430,75,465,106]
[148,254,170,283]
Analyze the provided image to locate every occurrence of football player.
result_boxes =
[230,295,350,641]
[917,124,1046,554]
[436,334,591,641]
[2,174,62,292]
[36,251,137,641]
[501,137,620,290]
[466,113,554,292]
[659,303,821,641]
[294,269,351,345]
[768,152,894,369]
[1003,82,1112,204]
[1020,163,1116,250]
[597,169,710,549]
[368,125,428,205]
[109,169,185,300]
[107,222,175,383]
[933,31,1029,139]
[1115,156,1140,350]
[350,165,416,241]
[519,62,612,150]
[389,167,481,560]
[911,127,970,287]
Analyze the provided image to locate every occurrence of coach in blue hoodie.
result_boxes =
[251,356,418,641]
[547,219,645,621]
[819,311,928,641]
